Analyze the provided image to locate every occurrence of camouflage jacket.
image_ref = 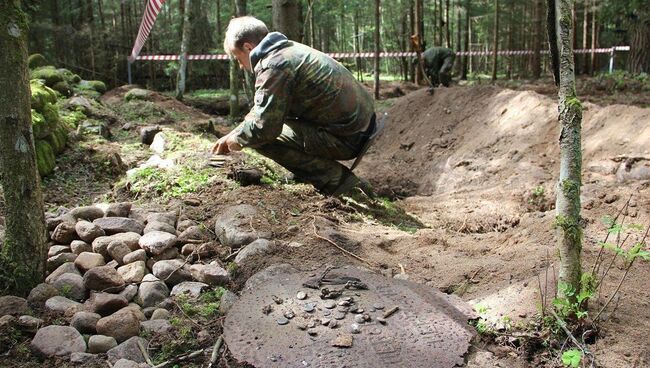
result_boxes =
[422,47,455,73]
[233,32,375,148]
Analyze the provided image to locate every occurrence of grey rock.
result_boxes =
[0,295,30,316]
[151,247,179,263]
[107,336,148,364]
[296,291,307,300]
[52,273,86,301]
[350,323,361,334]
[74,252,106,273]
[190,264,230,286]
[150,132,166,153]
[354,314,365,324]
[93,217,144,235]
[70,311,102,334]
[51,222,78,244]
[150,308,170,320]
[178,225,210,243]
[69,352,96,365]
[147,212,177,227]
[70,206,105,221]
[139,231,178,255]
[118,261,147,284]
[170,281,209,298]
[219,291,239,315]
[119,284,139,302]
[70,240,92,254]
[96,307,141,342]
[31,326,86,357]
[135,274,169,308]
[214,205,272,247]
[108,240,131,265]
[48,245,71,257]
[88,292,129,316]
[45,296,84,315]
[75,221,106,243]
[17,315,44,332]
[276,317,289,325]
[234,239,274,264]
[114,359,141,368]
[0,315,16,328]
[180,244,196,256]
[140,319,173,334]
[47,253,78,272]
[324,300,336,309]
[140,126,161,145]
[106,202,132,218]
[152,260,191,286]
[144,220,176,235]
[111,232,142,251]
[28,283,59,306]
[83,265,126,292]
[88,334,118,353]
[123,249,147,264]
[91,236,113,259]
[176,219,195,233]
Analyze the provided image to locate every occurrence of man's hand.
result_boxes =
[211,132,242,154]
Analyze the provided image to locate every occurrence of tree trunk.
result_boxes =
[272,0,301,41]
[491,0,499,81]
[216,0,222,45]
[455,4,462,76]
[374,0,381,100]
[627,15,650,73]
[409,0,415,82]
[589,0,596,75]
[176,0,191,100]
[550,0,583,301]
[462,0,469,80]
[354,7,363,81]
[582,0,588,74]
[445,0,451,48]
[414,0,424,84]
[0,0,48,296]
[532,0,543,79]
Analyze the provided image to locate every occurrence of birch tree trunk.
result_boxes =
[461,0,469,80]
[549,0,583,301]
[374,0,381,100]
[176,0,191,100]
[532,0,543,79]
[0,0,48,295]
[627,13,650,73]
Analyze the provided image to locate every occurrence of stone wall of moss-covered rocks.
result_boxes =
[28,54,107,176]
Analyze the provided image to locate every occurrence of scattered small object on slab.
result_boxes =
[332,334,354,348]
[276,317,289,325]
[296,291,307,300]
[383,306,399,319]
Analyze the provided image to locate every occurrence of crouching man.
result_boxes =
[212,16,377,197]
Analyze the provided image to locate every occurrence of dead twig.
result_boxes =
[311,216,376,267]
[151,348,205,368]
[208,335,224,368]
[171,299,202,329]
[550,309,593,364]
[137,339,154,367]
[383,306,400,318]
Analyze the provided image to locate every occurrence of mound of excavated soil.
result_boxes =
[359,86,650,198]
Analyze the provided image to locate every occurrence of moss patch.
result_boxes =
[27,53,48,69]
[35,140,56,176]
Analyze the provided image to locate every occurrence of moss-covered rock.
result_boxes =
[31,66,65,87]
[41,103,60,126]
[47,126,67,154]
[28,54,49,69]
[30,80,58,111]
[124,88,151,102]
[52,81,73,97]
[57,68,81,85]
[77,80,107,95]
[31,109,51,139]
[35,140,56,176]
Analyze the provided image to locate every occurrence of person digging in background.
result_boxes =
[212,16,377,197]
[420,46,456,95]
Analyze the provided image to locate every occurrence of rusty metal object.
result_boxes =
[224,266,477,368]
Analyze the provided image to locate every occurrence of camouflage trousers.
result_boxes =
[254,119,368,194]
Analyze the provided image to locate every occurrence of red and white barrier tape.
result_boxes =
[134,46,629,62]
[129,0,166,62]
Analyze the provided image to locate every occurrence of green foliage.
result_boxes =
[30,80,57,111]
[52,81,72,97]
[124,165,215,200]
[59,109,87,128]
[553,275,594,321]
[561,349,582,368]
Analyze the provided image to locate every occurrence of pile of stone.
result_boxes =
[0,202,233,366]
